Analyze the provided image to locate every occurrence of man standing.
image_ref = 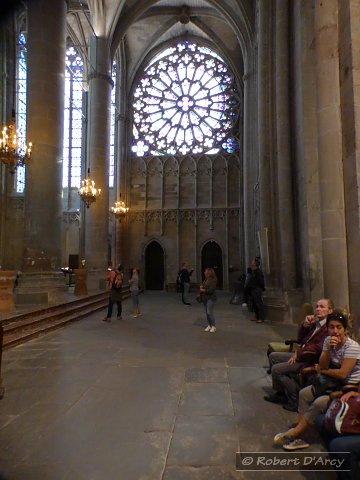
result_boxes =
[178,262,194,305]
[247,257,266,323]
[102,264,124,321]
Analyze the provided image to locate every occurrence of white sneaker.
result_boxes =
[242,303,247,307]
[210,326,217,333]
[273,431,293,446]
[204,326,211,332]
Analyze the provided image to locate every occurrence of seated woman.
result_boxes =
[316,387,360,480]
[273,312,360,450]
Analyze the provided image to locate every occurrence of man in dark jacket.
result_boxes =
[178,262,194,305]
[264,298,334,411]
[247,257,266,323]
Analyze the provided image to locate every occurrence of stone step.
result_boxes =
[1,291,109,326]
[3,302,108,349]
[1,288,131,349]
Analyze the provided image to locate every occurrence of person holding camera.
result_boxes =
[178,262,194,305]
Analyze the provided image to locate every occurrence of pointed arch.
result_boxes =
[163,156,179,209]
[146,157,162,209]
[179,156,196,208]
[144,240,165,290]
[197,156,211,208]
[201,240,223,289]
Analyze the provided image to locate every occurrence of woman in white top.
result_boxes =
[273,312,360,450]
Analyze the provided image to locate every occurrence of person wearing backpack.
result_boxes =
[102,264,124,321]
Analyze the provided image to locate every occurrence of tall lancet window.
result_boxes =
[63,46,84,189]
[109,62,116,188]
[15,31,28,193]
[132,41,240,157]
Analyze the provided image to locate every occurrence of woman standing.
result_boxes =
[129,267,141,317]
[200,268,218,333]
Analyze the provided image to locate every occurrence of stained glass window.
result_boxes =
[16,32,28,193]
[63,46,84,188]
[109,63,116,188]
[132,42,240,156]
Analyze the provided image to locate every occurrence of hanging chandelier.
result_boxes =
[78,175,101,208]
[0,118,32,173]
[110,199,129,221]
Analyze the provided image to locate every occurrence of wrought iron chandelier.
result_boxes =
[78,169,101,208]
[0,117,32,173]
[110,199,129,221]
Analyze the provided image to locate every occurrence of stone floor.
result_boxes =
[0,291,335,480]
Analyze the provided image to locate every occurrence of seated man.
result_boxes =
[264,298,334,411]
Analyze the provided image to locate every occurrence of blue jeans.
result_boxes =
[106,297,122,318]
[204,299,216,326]
[316,414,360,480]
[182,282,190,303]
[131,291,139,308]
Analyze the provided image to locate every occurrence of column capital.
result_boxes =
[242,71,253,82]
[87,71,113,87]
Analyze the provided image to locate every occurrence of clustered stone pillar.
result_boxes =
[24,0,66,271]
[257,0,274,277]
[339,0,360,323]
[116,46,128,266]
[84,35,111,285]
[242,51,258,268]
[314,1,349,308]
[275,0,296,291]
[292,0,325,303]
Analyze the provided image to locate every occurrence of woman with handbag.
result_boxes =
[273,312,360,450]
[200,268,217,333]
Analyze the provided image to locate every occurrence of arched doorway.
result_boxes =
[201,241,223,289]
[145,241,165,290]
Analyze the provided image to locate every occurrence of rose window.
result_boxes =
[132,42,240,156]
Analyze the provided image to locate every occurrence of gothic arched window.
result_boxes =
[132,41,240,157]
[109,62,117,188]
[63,46,84,189]
[15,30,28,193]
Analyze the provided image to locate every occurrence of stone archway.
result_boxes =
[201,241,223,289]
[144,241,165,290]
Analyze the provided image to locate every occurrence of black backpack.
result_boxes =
[111,271,123,290]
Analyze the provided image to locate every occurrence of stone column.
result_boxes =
[275,0,297,289]
[84,35,111,284]
[257,0,275,278]
[339,0,360,323]
[242,50,258,269]
[314,0,349,307]
[292,0,324,303]
[24,0,66,271]
[117,45,128,266]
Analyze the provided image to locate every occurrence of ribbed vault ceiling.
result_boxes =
[67,0,255,87]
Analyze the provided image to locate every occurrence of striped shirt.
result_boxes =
[323,336,360,384]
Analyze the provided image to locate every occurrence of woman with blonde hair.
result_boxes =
[200,268,218,333]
